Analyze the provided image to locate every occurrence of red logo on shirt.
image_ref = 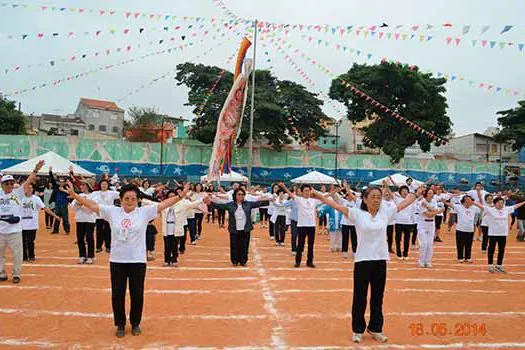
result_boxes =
[121,218,132,228]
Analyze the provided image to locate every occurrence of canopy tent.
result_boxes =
[369,173,425,187]
[1,151,94,177]
[201,170,248,183]
[291,171,339,185]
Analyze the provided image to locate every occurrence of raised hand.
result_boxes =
[33,160,45,173]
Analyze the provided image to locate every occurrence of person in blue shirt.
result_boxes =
[49,167,71,235]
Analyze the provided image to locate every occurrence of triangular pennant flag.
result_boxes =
[499,42,505,49]
[451,76,457,81]
[159,40,164,44]
[480,25,490,35]
[379,32,385,39]
[419,35,425,42]
[490,41,496,48]
[446,37,453,45]
[52,32,58,37]
[96,30,102,36]
[139,28,145,33]
[411,25,419,31]
[387,33,392,39]
[455,38,461,46]
[481,40,488,47]
[427,36,432,41]
[409,34,415,39]
[81,54,87,58]
[367,53,372,60]
[22,34,28,39]
[519,44,524,51]
[394,33,400,40]
[462,25,471,35]
[500,25,513,34]
[471,40,477,47]
[50,60,55,66]
[181,35,186,40]
[496,87,502,92]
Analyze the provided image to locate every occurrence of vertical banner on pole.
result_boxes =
[207,37,253,183]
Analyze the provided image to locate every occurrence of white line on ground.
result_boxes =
[268,277,525,283]
[252,239,287,349]
[291,343,525,349]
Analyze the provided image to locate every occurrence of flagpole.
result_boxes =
[248,19,257,185]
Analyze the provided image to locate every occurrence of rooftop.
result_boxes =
[79,98,124,112]
[40,114,85,124]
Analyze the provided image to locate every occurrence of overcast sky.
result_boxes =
[1,0,524,136]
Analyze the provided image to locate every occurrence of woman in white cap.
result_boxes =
[0,160,45,284]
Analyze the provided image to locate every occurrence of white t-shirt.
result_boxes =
[480,204,494,227]
[448,196,461,214]
[99,204,158,263]
[72,193,97,223]
[454,204,480,232]
[434,193,448,217]
[484,206,515,236]
[295,196,320,227]
[21,195,45,230]
[418,198,438,229]
[92,190,120,219]
[340,198,359,226]
[394,195,414,225]
[467,189,490,205]
[235,204,246,231]
[0,187,25,234]
[347,203,397,262]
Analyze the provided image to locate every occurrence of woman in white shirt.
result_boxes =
[473,197,525,273]
[271,189,289,246]
[417,189,445,268]
[92,180,120,253]
[71,180,98,264]
[315,186,421,344]
[479,194,494,253]
[267,184,279,240]
[393,186,415,260]
[193,183,206,240]
[65,181,187,338]
[339,190,361,258]
[453,195,481,263]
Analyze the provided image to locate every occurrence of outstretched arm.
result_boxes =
[313,191,350,217]
[278,182,295,199]
[22,160,45,193]
[396,187,422,212]
[65,180,100,215]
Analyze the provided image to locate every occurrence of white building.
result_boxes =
[26,114,86,136]
[431,133,515,162]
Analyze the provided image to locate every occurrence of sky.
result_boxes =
[0,0,524,136]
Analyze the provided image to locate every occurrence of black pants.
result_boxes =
[443,206,448,223]
[76,222,95,258]
[163,236,179,263]
[435,216,443,235]
[488,236,507,266]
[386,225,394,252]
[195,213,204,237]
[342,225,357,253]
[291,220,298,252]
[53,205,70,233]
[22,229,37,261]
[207,204,215,223]
[275,215,286,243]
[269,220,275,238]
[259,208,269,223]
[319,215,327,228]
[395,224,412,258]
[481,226,489,251]
[352,260,387,333]
[411,224,418,245]
[45,211,55,228]
[146,233,155,251]
[230,230,250,265]
[456,230,474,260]
[180,226,187,253]
[217,208,226,226]
[110,262,147,328]
[296,226,315,265]
[96,219,111,251]
[187,218,197,243]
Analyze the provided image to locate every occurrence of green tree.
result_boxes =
[494,100,525,150]
[0,98,26,135]
[175,62,327,150]
[329,62,452,162]
[124,106,166,142]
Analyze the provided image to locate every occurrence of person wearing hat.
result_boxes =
[0,160,45,284]
[71,179,97,264]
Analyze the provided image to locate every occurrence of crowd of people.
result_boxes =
[1,165,524,342]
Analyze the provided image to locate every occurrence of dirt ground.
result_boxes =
[1,214,525,349]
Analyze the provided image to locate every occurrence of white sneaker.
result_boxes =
[458,259,464,263]
[77,258,85,264]
[403,257,409,261]
[426,263,433,268]
[276,242,280,246]
[172,262,179,267]
[270,236,275,241]
[465,259,473,264]
[191,241,197,246]
[397,256,403,261]
[292,251,297,256]
[367,330,388,343]
[495,265,506,273]
[419,262,426,268]
[343,252,349,259]
[410,244,416,250]
[488,265,495,273]
[85,258,93,265]
[352,333,363,343]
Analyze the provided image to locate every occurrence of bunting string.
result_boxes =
[296,34,524,98]
[271,36,447,143]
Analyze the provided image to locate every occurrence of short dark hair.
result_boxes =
[360,187,382,212]
[461,195,473,204]
[99,179,110,187]
[475,182,482,186]
[493,197,504,205]
[484,194,493,201]
[277,188,285,195]
[119,184,140,200]
[233,188,246,199]
[300,184,312,191]
[398,185,409,194]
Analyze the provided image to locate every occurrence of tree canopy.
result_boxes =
[494,100,525,150]
[175,62,328,150]
[0,98,26,135]
[329,61,452,162]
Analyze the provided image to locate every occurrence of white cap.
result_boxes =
[1,175,15,183]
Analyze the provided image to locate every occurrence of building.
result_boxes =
[26,114,86,136]
[319,117,378,153]
[157,115,188,139]
[74,98,124,138]
[431,133,516,162]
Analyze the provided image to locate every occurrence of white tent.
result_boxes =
[291,171,339,185]
[370,173,425,187]
[1,151,94,177]
[201,170,248,183]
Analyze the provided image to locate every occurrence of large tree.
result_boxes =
[124,106,168,142]
[0,98,26,135]
[175,62,327,150]
[329,61,452,162]
[493,100,525,150]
